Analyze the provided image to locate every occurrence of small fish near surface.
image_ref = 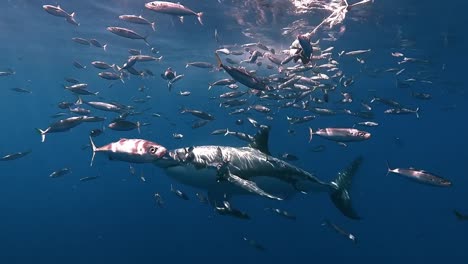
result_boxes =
[89,137,167,166]
[154,193,164,207]
[172,133,184,139]
[119,15,156,31]
[192,119,210,129]
[79,176,99,182]
[49,167,72,178]
[89,129,104,138]
[180,108,215,120]
[107,27,149,46]
[309,128,371,143]
[322,219,357,244]
[36,116,85,142]
[42,5,79,26]
[215,53,271,91]
[89,39,108,51]
[215,201,250,220]
[73,61,86,69]
[186,61,214,69]
[72,37,90,46]
[0,69,15,77]
[281,153,299,161]
[386,161,452,187]
[354,121,379,127]
[243,237,265,251]
[264,208,296,220]
[384,107,420,118]
[145,1,204,25]
[108,120,142,133]
[11,87,32,94]
[1,150,32,161]
[170,184,189,200]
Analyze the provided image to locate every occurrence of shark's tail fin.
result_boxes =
[329,156,362,220]
[248,125,271,155]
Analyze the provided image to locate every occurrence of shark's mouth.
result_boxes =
[153,151,181,168]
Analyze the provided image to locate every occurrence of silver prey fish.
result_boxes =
[153,126,362,219]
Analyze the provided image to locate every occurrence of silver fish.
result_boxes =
[49,167,72,178]
[119,15,156,31]
[145,1,203,25]
[322,220,357,244]
[309,128,371,143]
[0,150,32,161]
[386,161,451,187]
[106,27,149,46]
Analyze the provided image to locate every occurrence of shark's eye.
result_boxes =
[149,147,158,154]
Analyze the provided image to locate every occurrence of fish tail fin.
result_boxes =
[179,16,184,23]
[143,35,150,47]
[151,22,156,32]
[168,81,173,91]
[120,72,125,84]
[89,136,97,166]
[224,128,230,136]
[415,107,420,119]
[308,127,313,143]
[185,64,189,68]
[137,121,141,134]
[208,83,213,90]
[75,96,83,105]
[103,44,108,52]
[329,156,362,220]
[35,128,47,143]
[385,160,391,176]
[197,12,204,25]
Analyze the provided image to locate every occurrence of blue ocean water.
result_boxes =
[1,0,467,263]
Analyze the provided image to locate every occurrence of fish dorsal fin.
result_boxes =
[248,125,271,155]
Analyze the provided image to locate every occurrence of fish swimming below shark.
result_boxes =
[153,125,363,220]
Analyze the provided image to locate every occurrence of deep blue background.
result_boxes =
[1,0,467,263]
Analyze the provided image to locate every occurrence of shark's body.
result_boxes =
[154,127,362,219]
[159,146,330,196]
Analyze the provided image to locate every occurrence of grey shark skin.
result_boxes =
[154,128,362,220]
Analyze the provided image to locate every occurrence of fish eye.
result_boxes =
[149,146,158,154]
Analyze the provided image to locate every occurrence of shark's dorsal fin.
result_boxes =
[248,125,271,155]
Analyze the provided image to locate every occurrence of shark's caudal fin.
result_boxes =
[248,125,271,155]
[329,156,363,220]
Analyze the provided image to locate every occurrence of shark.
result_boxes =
[153,125,362,220]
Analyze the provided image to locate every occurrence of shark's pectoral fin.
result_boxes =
[226,173,283,201]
